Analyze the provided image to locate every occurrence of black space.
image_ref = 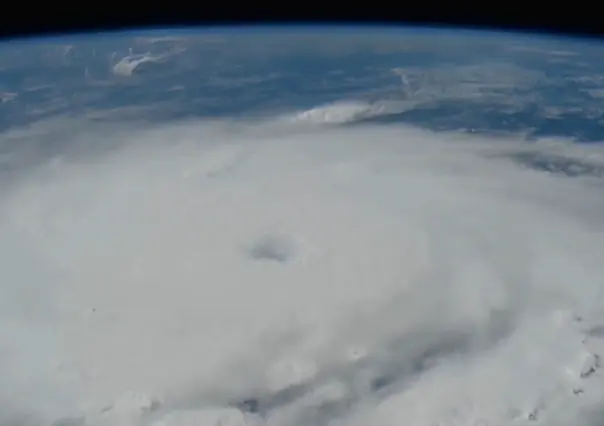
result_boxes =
[0,5,602,43]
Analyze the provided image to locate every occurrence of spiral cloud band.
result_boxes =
[1,104,604,426]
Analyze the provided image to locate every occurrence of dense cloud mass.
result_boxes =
[0,109,603,426]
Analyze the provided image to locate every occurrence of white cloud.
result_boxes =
[0,92,17,103]
[0,109,603,426]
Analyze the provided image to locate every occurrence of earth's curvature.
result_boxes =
[1,26,604,426]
